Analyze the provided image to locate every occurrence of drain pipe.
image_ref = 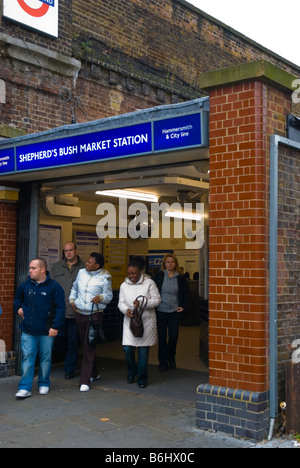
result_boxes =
[268,134,279,440]
[268,134,300,441]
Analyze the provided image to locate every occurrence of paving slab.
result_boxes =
[0,358,296,449]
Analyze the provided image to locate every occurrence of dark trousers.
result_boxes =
[75,312,102,386]
[64,318,79,375]
[123,346,150,385]
[156,311,180,369]
[53,319,78,375]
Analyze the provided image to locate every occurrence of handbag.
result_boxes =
[88,303,106,347]
[130,295,148,338]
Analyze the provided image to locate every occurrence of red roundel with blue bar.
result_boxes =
[16,0,50,17]
[3,0,58,38]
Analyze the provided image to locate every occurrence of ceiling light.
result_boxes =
[96,189,158,203]
[165,210,202,221]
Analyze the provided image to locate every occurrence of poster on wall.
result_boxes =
[148,250,173,276]
[74,231,102,263]
[104,238,127,290]
[175,249,200,280]
[38,224,61,271]
[3,0,59,38]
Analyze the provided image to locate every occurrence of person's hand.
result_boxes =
[70,303,77,312]
[18,308,24,319]
[126,309,133,318]
[49,328,58,337]
[133,300,139,308]
[177,307,184,313]
[91,295,102,305]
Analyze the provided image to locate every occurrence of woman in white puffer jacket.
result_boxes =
[69,253,113,392]
[118,259,161,388]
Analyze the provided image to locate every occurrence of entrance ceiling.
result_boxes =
[43,162,209,203]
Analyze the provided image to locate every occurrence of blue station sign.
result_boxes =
[16,122,152,172]
[0,111,208,176]
[0,148,15,175]
[154,113,202,152]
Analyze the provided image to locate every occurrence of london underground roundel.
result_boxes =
[3,0,59,38]
[17,0,50,18]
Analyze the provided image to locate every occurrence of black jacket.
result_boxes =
[154,271,190,314]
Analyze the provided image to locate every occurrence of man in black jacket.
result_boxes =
[51,242,85,379]
[14,258,65,399]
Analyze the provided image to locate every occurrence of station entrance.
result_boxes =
[0,98,210,383]
[40,159,210,375]
[2,62,299,438]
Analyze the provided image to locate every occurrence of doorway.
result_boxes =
[40,160,209,375]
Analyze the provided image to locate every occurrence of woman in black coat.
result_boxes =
[154,254,189,372]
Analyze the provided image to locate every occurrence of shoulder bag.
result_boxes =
[130,295,148,338]
[88,303,106,347]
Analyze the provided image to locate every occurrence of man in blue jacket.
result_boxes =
[14,258,65,399]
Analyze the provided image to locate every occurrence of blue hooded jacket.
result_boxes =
[14,272,65,336]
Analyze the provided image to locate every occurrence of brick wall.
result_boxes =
[1,0,300,134]
[71,0,300,124]
[197,384,269,440]
[72,0,300,92]
[0,0,74,133]
[208,79,292,393]
[277,146,300,401]
[0,202,17,351]
[265,83,297,402]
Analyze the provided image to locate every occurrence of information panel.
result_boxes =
[154,113,202,152]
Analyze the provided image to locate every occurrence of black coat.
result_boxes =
[154,271,190,314]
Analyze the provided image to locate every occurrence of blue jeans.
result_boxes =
[123,346,149,386]
[19,332,55,391]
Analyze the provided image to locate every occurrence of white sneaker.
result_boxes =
[39,386,49,395]
[15,389,32,399]
[80,384,90,392]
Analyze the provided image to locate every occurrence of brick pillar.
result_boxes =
[196,61,296,440]
[0,200,17,377]
[209,80,269,394]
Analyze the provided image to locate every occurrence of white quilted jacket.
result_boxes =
[118,275,161,347]
[69,268,113,314]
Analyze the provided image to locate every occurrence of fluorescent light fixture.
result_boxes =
[165,210,202,221]
[96,189,158,203]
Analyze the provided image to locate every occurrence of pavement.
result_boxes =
[0,357,297,449]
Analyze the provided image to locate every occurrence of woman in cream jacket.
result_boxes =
[118,259,161,388]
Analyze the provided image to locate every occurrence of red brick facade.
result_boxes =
[208,77,293,393]
[277,145,300,400]
[1,0,299,136]
[0,202,17,351]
